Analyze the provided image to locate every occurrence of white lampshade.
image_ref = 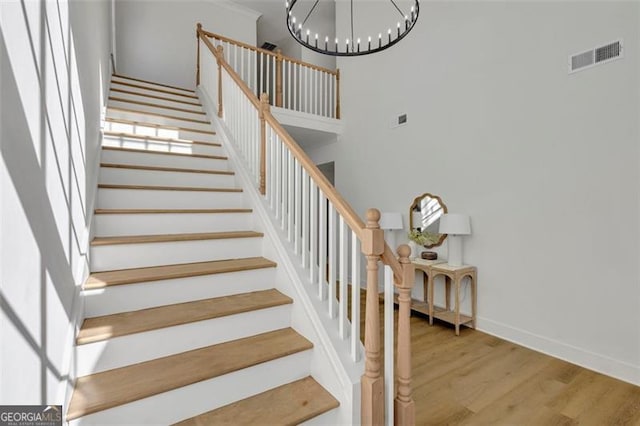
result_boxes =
[379,212,404,230]
[439,213,471,235]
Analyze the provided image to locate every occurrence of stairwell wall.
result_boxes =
[309,1,640,384]
[114,0,260,90]
[0,0,112,406]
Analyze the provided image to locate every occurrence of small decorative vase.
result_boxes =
[408,241,421,259]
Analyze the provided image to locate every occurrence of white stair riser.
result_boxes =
[94,212,253,237]
[111,77,195,96]
[99,167,236,189]
[108,99,207,121]
[101,148,229,170]
[102,136,225,157]
[76,305,292,376]
[109,90,203,112]
[83,267,277,316]
[105,120,218,143]
[107,108,212,132]
[69,350,312,426]
[90,237,263,271]
[96,188,245,209]
[301,407,340,425]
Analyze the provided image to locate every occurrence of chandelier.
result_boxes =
[286,0,420,57]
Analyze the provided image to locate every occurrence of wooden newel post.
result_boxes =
[196,23,202,86]
[361,208,385,426]
[335,68,341,119]
[259,93,269,195]
[216,45,224,118]
[395,244,416,426]
[275,49,283,107]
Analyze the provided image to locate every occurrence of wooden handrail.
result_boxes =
[202,29,338,76]
[198,26,403,284]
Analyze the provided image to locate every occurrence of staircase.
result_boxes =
[66,74,339,425]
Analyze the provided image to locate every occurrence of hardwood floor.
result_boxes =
[365,296,640,425]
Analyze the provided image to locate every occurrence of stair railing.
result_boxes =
[197,26,340,119]
[197,24,414,425]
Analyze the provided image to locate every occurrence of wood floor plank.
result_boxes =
[105,117,215,135]
[110,80,199,99]
[100,163,234,175]
[101,145,226,160]
[66,328,313,420]
[77,289,292,345]
[97,184,242,192]
[112,74,195,93]
[174,377,339,426]
[94,208,252,215]
[110,87,202,106]
[109,96,206,115]
[108,106,210,124]
[91,231,263,246]
[103,130,221,147]
[84,257,277,289]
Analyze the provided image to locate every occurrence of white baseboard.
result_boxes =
[477,316,640,386]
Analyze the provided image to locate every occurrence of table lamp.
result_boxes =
[379,212,403,252]
[439,213,471,266]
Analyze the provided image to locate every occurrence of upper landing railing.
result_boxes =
[196,24,414,425]
[198,28,340,120]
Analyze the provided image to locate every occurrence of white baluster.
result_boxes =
[281,144,288,231]
[302,170,309,268]
[318,193,327,300]
[351,234,361,362]
[310,182,318,283]
[287,151,294,242]
[275,134,282,220]
[384,265,395,426]
[294,159,301,254]
[339,216,348,339]
[328,202,337,318]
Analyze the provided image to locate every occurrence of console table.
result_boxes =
[428,264,477,335]
[409,258,445,317]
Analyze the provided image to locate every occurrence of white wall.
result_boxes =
[115,0,259,89]
[314,1,640,384]
[1,0,111,405]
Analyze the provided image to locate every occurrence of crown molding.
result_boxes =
[207,0,262,21]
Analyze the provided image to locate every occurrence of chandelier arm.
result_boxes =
[301,0,320,27]
[389,0,406,18]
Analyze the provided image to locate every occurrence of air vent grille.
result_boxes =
[569,39,623,74]
[595,41,621,63]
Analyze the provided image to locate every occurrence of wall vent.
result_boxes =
[569,40,623,74]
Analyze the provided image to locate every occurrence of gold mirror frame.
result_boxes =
[409,192,448,249]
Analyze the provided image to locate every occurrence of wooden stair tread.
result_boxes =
[77,289,292,345]
[112,74,196,93]
[102,145,226,160]
[101,163,234,175]
[84,257,277,289]
[91,231,263,246]
[97,183,242,192]
[110,80,199,99]
[105,117,215,135]
[109,96,206,115]
[110,87,202,106]
[94,208,252,214]
[103,130,221,147]
[66,328,313,420]
[175,377,339,426]
[108,106,210,125]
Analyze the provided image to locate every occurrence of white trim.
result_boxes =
[205,0,263,21]
[271,106,344,135]
[477,316,640,386]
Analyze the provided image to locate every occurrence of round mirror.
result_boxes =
[409,193,448,248]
